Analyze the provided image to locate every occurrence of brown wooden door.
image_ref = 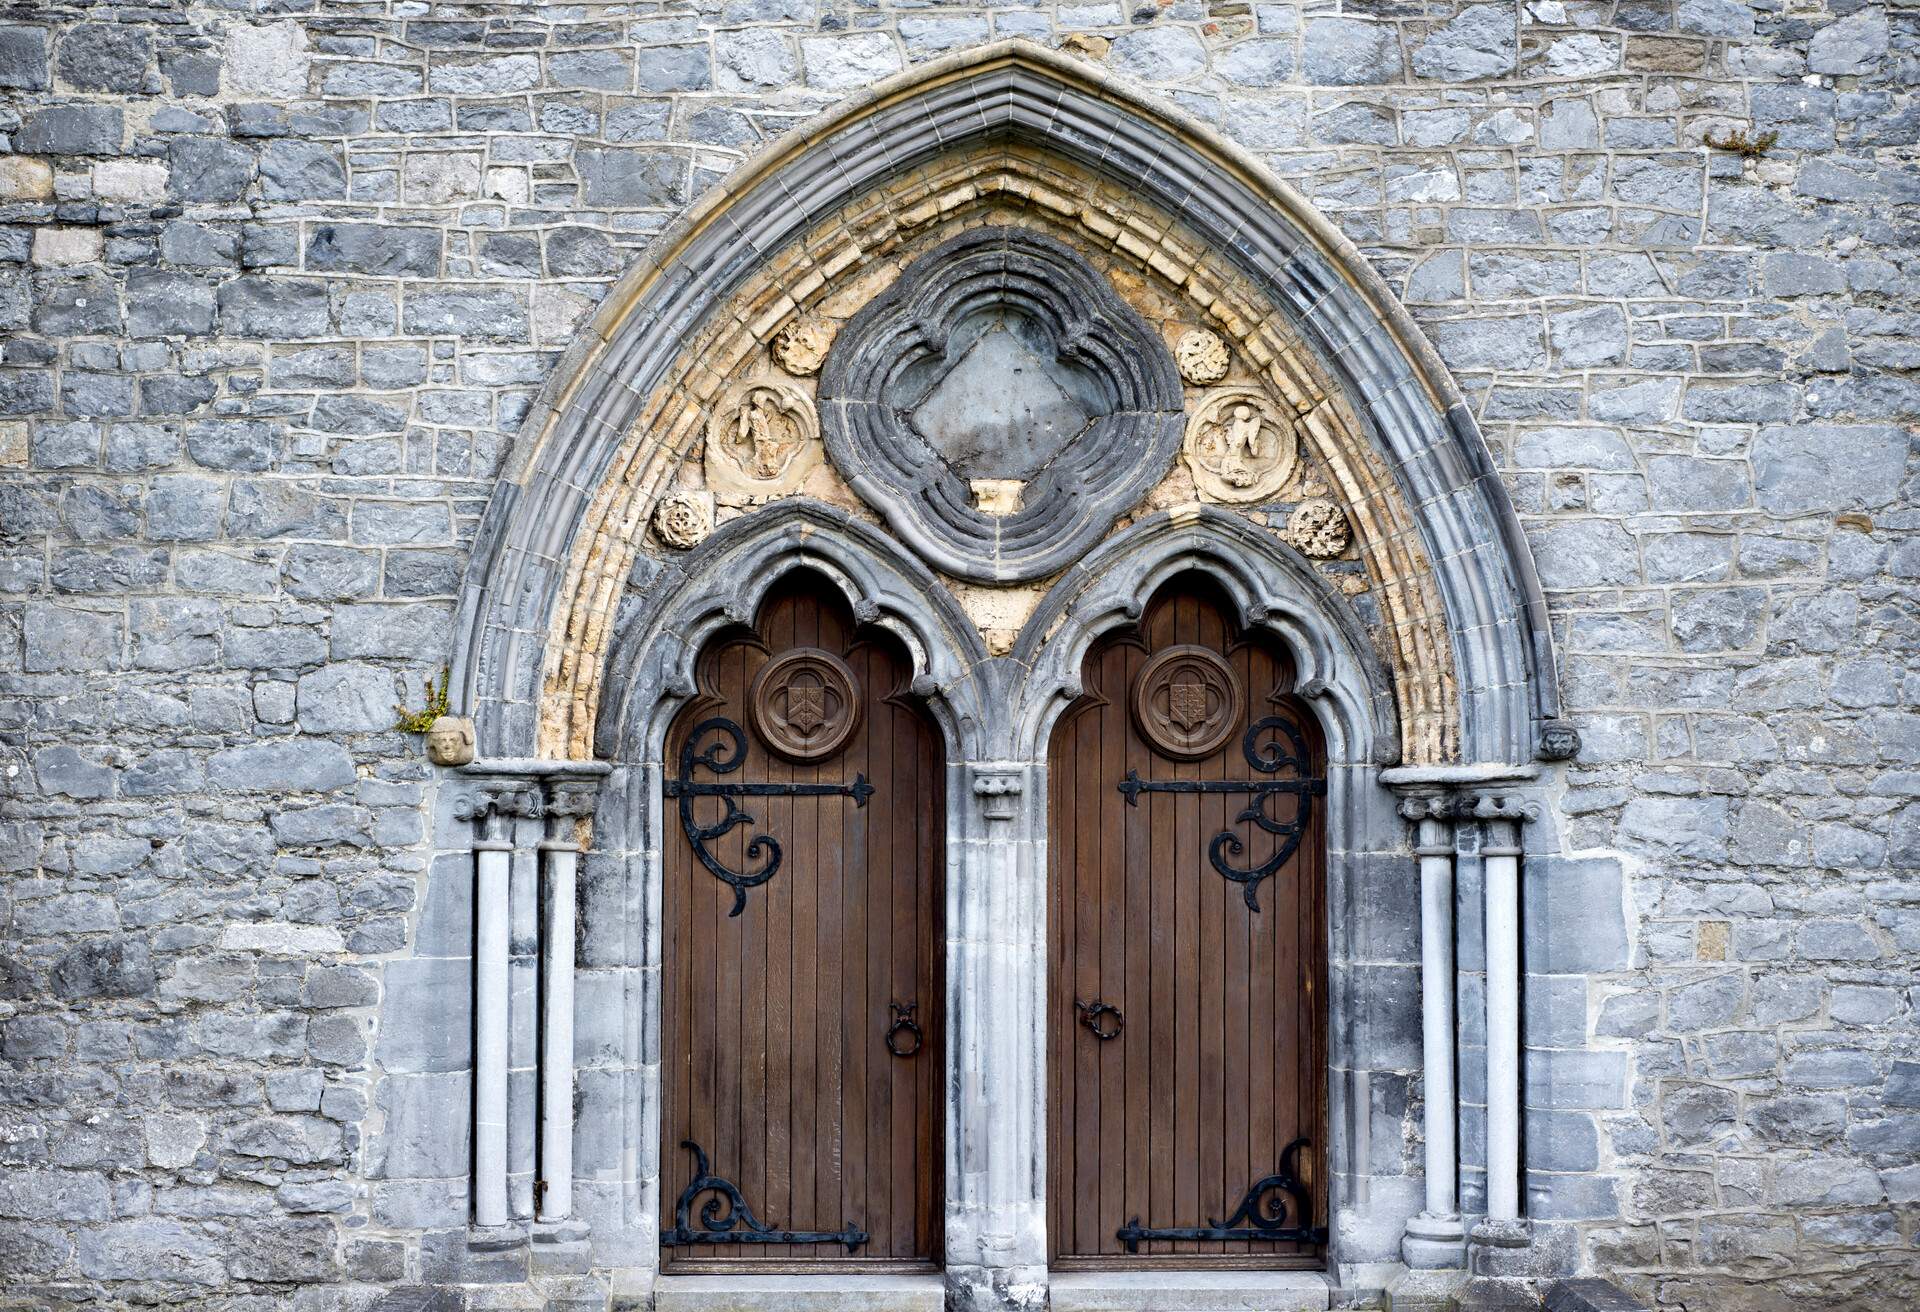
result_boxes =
[661,573,943,1272]
[1047,576,1328,1268]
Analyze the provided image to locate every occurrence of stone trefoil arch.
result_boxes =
[429,39,1575,1310]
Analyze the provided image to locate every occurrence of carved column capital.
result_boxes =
[969,764,1024,822]
[541,777,605,850]
[1463,793,1540,824]
[1463,794,1539,856]
[455,785,542,846]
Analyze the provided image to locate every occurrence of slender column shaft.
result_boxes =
[538,842,578,1222]
[474,825,513,1228]
[1482,818,1521,1222]
[1417,815,1459,1219]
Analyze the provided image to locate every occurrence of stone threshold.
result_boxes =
[652,1273,946,1312]
[1050,1271,1334,1311]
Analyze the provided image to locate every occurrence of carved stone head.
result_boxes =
[425,715,476,767]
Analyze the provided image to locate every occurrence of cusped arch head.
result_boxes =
[1011,509,1398,768]
[451,39,1562,767]
[595,501,990,763]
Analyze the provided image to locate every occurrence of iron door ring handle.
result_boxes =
[1076,999,1123,1041]
[886,1001,923,1058]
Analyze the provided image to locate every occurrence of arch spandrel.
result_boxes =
[451,40,1567,772]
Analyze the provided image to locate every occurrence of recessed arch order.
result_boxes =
[449,38,1568,772]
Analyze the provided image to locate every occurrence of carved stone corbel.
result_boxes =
[970,765,1024,822]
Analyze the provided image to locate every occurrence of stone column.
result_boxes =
[537,779,601,1228]
[1468,793,1537,1271]
[458,784,539,1230]
[947,762,1047,1312]
[1398,793,1466,1269]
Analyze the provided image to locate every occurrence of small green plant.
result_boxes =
[394,667,451,733]
[1704,127,1778,157]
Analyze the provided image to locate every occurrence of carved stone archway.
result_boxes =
[419,39,1573,1311]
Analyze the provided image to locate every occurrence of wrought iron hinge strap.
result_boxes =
[666,716,873,917]
[1116,1137,1326,1252]
[1116,715,1326,912]
[660,1140,867,1252]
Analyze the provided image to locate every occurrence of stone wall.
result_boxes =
[0,2,1914,1309]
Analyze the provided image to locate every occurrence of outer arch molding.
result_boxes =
[450,39,1565,768]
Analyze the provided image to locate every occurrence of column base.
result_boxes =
[1468,1217,1532,1278]
[1454,1277,1542,1311]
[530,1218,592,1275]
[1401,1211,1468,1269]
[945,1263,1049,1312]
[1384,1267,1469,1311]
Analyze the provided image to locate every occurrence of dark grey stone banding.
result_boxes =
[818,226,1186,582]
[454,42,1562,766]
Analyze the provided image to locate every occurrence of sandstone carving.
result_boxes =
[1282,498,1350,558]
[425,715,476,767]
[1175,328,1230,385]
[705,380,822,504]
[772,317,833,376]
[1183,389,1298,503]
[652,490,714,549]
[971,478,1024,517]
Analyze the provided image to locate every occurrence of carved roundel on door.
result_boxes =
[749,647,862,762]
[1132,645,1245,761]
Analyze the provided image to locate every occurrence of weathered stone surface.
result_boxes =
[57,23,152,93]
[1412,5,1515,81]
[0,14,1914,1310]
[1303,17,1403,85]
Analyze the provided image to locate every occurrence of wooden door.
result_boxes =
[1047,576,1328,1268]
[661,573,943,1272]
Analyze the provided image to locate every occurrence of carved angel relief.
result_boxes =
[1183,389,1299,504]
[704,380,822,504]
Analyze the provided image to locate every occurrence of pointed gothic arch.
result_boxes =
[449,39,1568,773]
[422,41,1577,1304]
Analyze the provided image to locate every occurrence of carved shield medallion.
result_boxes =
[748,647,861,762]
[1132,644,1245,761]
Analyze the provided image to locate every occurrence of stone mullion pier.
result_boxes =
[1466,792,1540,1275]
[947,762,1047,1312]
[1396,792,1467,1270]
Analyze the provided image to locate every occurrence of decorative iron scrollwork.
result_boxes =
[1116,1137,1326,1252]
[664,717,873,917]
[885,1001,923,1058]
[1075,998,1124,1041]
[660,1140,868,1251]
[1117,715,1325,913]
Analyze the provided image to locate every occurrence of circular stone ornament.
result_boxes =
[749,647,862,762]
[1182,388,1299,504]
[704,379,822,503]
[1175,328,1230,385]
[1132,644,1245,761]
[818,227,1185,583]
[772,317,833,376]
[652,490,714,549]
[1282,498,1350,558]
